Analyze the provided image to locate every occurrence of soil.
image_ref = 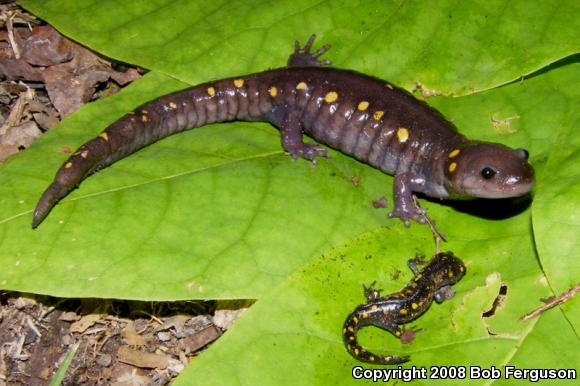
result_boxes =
[0,292,249,385]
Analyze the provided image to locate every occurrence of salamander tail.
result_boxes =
[342,312,410,365]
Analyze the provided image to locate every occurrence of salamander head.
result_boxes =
[428,252,466,288]
[444,142,535,199]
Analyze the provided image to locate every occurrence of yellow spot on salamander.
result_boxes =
[324,91,338,103]
[354,348,360,355]
[347,326,354,332]
[449,162,457,173]
[358,101,369,111]
[353,316,358,324]
[99,133,109,141]
[169,102,177,109]
[369,356,375,362]
[395,330,401,336]
[207,86,216,96]
[397,128,409,143]
[80,151,88,159]
[371,305,378,310]
[411,302,419,310]
[448,149,460,158]
[342,328,347,333]
[269,86,278,97]
[65,162,73,169]
[373,110,384,120]
[399,308,408,315]
[448,271,455,278]
[349,336,355,341]
[362,312,369,319]
[234,79,244,88]
[141,114,149,123]
[296,81,307,90]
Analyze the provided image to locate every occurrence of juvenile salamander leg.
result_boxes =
[287,34,332,67]
[407,255,428,275]
[277,108,329,162]
[363,281,382,301]
[365,319,411,363]
[434,286,456,304]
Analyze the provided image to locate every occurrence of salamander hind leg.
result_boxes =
[287,34,332,67]
[273,108,329,163]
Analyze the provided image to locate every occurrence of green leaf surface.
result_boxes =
[175,225,579,385]
[1,1,577,302]
[1,68,394,299]
[531,64,580,332]
[20,0,579,93]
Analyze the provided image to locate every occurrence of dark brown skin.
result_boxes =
[343,252,466,365]
[32,35,535,228]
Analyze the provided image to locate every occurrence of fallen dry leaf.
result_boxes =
[0,24,140,117]
[0,143,18,162]
[121,322,146,347]
[213,308,247,330]
[117,346,168,370]
[182,325,221,353]
[112,368,151,386]
[1,120,41,147]
[156,315,188,337]
[69,314,101,333]
[20,25,73,66]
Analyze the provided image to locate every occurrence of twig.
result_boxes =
[412,195,446,252]
[6,11,20,59]
[520,282,580,321]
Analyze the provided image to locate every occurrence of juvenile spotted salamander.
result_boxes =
[33,35,534,228]
[343,252,466,364]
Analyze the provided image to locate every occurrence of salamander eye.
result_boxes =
[480,167,496,180]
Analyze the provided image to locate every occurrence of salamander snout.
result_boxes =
[445,143,535,199]
[516,148,529,160]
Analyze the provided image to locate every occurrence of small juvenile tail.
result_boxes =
[342,310,410,365]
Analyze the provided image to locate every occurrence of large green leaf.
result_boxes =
[175,225,578,385]
[171,62,579,384]
[1,0,576,305]
[531,64,580,332]
[0,72,389,298]
[20,0,578,92]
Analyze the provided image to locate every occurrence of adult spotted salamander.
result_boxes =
[343,252,466,364]
[33,35,534,228]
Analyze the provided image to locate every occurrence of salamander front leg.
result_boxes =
[407,255,428,275]
[389,172,429,225]
[288,34,332,67]
[433,286,456,304]
[279,109,329,163]
[363,281,382,302]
